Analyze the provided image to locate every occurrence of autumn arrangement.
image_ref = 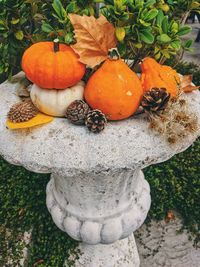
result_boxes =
[6,14,199,143]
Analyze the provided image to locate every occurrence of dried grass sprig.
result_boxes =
[148,95,199,145]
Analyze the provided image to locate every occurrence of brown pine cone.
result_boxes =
[141,88,170,113]
[85,109,107,133]
[65,100,90,125]
[7,100,38,123]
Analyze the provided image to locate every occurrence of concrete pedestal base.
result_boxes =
[46,170,151,245]
[66,235,140,267]
[46,169,148,266]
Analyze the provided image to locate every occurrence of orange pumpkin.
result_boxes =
[22,40,86,89]
[84,59,143,121]
[140,57,180,97]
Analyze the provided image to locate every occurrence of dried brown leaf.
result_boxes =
[165,210,175,223]
[180,75,200,93]
[181,74,193,87]
[69,14,117,68]
[182,85,200,93]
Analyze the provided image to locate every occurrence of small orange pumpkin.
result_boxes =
[140,57,180,97]
[22,40,86,89]
[84,59,143,121]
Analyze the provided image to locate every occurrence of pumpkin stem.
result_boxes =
[53,39,60,52]
[108,48,120,61]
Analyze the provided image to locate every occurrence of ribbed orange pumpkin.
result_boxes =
[22,41,86,89]
[84,59,143,120]
[140,57,180,97]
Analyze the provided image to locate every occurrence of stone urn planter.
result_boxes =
[0,73,200,267]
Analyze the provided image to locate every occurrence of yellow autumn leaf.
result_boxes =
[6,113,53,129]
[69,14,117,68]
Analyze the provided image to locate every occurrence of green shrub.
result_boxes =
[145,138,200,245]
[0,158,78,266]
[100,0,193,65]
[1,0,199,82]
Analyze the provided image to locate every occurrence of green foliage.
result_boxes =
[0,159,78,266]
[1,0,199,82]
[145,137,200,244]
[100,0,194,65]
[166,0,200,21]
[0,0,48,82]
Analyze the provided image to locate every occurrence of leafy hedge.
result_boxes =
[1,0,199,82]
[145,138,200,244]
[0,160,78,267]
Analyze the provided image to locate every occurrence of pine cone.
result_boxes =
[7,100,38,123]
[85,109,107,133]
[141,88,170,112]
[65,100,90,125]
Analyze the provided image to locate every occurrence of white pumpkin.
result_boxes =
[30,81,85,117]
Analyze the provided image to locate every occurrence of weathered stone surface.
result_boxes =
[0,72,200,176]
[136,214,200,267]
[46,170,150,244]
[65,235,140,267]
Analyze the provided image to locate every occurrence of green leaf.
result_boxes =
[135,0,144,9]
[14,30,24,40]
[114,0,125,12]
[184,47,193,52]
[157,34,171,43]
[177,26,191,36]
[119,13,129,21]
[156,10,164,27]
[143,9,158,21]
[161,50,170,59]
[0,20,5,26]
[162,16,169,33]
[41,23,54,33]
[117,42,126,56]
[144,0,156,8]
[20,17,27,25]
[64,32,73,44]
[66,2,77,13]
[52,0,66,19]
[171,21,179,33]
[155,51,161,60]
[139,19,151,26]
[170,40,181,49]
[154,46,160,54]
[134,43,142,48]
[11,18,20,25]
[140,29,154,44]
[184,39,193,48]
[190,1,200,9]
